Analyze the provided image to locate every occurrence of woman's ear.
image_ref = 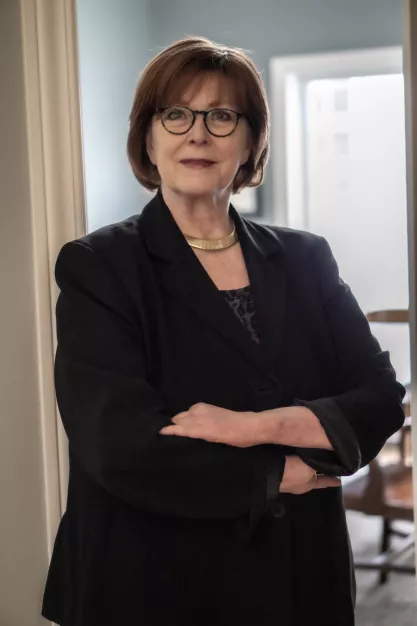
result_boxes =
[242,146,251,167]
[240,142,251,168]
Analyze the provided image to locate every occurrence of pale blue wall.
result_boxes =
[150,0,403,68]
[77,0,404,230]
[76,0,152,232]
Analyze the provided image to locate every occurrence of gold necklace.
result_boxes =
[184,224,238,251]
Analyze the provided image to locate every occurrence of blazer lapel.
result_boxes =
[139,193,286,376]
[231,206,287,370]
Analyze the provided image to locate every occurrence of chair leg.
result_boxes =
[379,518,391,584]
[400,430,407,464]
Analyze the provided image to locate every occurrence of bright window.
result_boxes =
[270,48,409,383]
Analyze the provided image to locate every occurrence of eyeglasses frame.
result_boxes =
[155,105,244,137]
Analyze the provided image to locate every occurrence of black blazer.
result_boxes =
[42,192,404,626]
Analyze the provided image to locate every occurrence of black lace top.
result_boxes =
[220,285,260,344]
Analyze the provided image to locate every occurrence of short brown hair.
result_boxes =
[127,36,270,193]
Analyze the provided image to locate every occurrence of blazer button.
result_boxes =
[270,501,286,519]
[256,386,273,394]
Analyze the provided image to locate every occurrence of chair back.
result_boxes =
[366,310,409,323]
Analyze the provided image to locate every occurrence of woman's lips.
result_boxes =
[180,159,216,168]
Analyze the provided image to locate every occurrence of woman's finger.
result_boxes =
[314,476,341,489]
[159,425,182,435]
[171,412,189,423]
[281,474,341,494]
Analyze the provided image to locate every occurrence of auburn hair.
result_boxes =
[127,36,270,193]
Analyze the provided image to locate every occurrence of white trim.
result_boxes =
[404,0,417,583]
[269,46,403,225]
[19,0,86,556]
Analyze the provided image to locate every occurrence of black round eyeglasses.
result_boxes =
[156,105,243,137]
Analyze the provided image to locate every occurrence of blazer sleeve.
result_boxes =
[54,239,282,521]
[294,236,405,476]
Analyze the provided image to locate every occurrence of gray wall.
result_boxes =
[150,0,404,220]
[76,0,153,233]
[150,0,403,69]
[77,0,404,230]
[0,2,49,625]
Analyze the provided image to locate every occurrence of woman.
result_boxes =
[42,37,405,626]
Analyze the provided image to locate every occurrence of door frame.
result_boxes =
[404,0,417,561]
[19,0,85,554]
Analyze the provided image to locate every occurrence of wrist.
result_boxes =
[252,409,284,445]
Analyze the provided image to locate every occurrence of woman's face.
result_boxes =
[146,73,251,201]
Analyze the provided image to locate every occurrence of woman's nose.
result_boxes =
[187,114,210,143]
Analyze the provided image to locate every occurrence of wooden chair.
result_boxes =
[343,454,414,583]
[366,310,409,324]
[344,308,414,583]
[366,309,412,459]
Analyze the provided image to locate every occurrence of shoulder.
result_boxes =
[243,218,329,258]
[56,212,146,273]
[78,213,143,256]
[243,219,339,295]
[58,192,164,266]
[54,212,148,300]
[267,223,324,248]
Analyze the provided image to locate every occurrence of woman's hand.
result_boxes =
[159,405,341,494]
[159,403,264,448]
[280,456,341,494]
[160,403,334,452]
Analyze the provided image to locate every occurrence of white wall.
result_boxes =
[304,74,410,383]
[0,2,49,625]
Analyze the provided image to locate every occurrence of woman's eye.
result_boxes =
[166,108,186,120]
[211,110,232,122]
